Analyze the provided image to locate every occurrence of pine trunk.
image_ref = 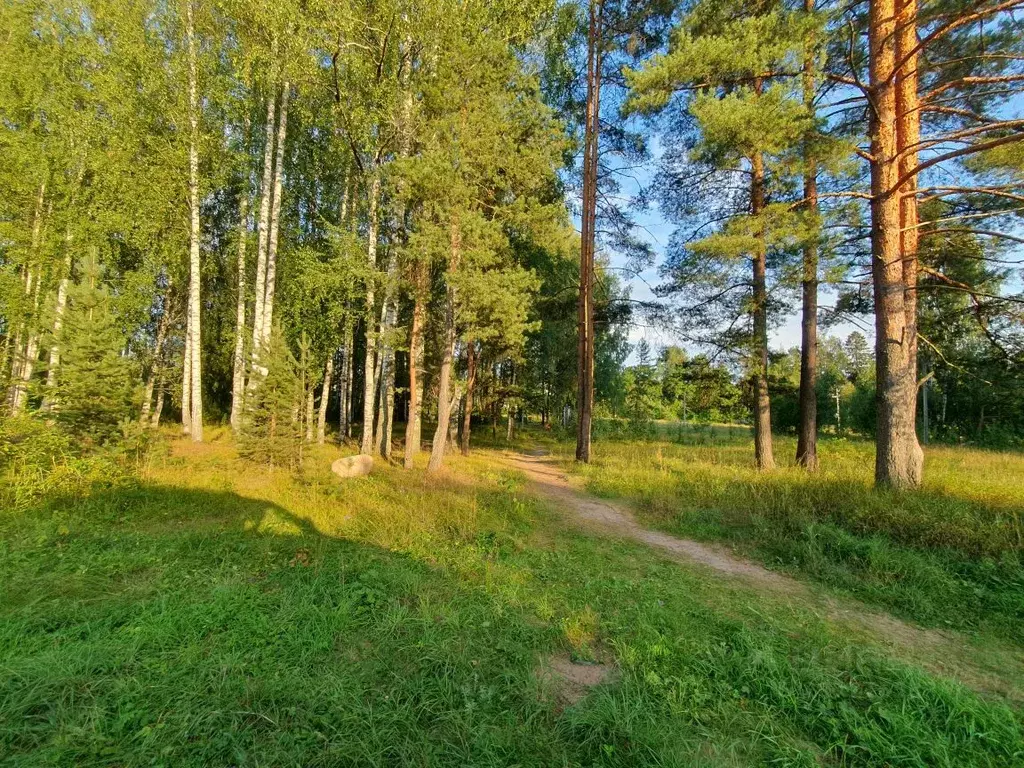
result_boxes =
[750,146,774,470]
[316,354,334,444]
[359,169,382,455]
[230,190,249,430]
[576,0,602,464]
[796,21,819,470]
[427,216,461,474]
[460,342,477,456]
[259,82,290,349]
[869,0,923,489]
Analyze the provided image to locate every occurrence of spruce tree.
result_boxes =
[238,325,303,467]
[53,251,138,445]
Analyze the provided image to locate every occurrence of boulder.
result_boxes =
[331,454,374,479]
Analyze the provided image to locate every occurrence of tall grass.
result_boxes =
[553,425,1024,636]
[1,429,1022,765]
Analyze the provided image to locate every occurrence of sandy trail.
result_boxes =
[507,452,1024,702]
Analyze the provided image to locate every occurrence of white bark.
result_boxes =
[259,82,290,349]
[41,249,72,411]
[304,388,315,443]
[250,77,278,368]
[186,0,203,441]
[359,168,382,455]
[230,190,249,430]
[316,353,334,444]
[181,319,192,434]
[141,304,169,423]
[152,385,166,429]
[9,183,46,413]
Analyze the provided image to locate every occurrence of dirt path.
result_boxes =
[507,452,1024,702]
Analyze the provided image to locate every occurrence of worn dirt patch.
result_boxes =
[508,453,1024,703]
[509,454,796,591]
[537,654,618,709]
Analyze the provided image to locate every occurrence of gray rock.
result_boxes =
[331,454,374,479]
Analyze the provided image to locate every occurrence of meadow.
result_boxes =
[2,425,1023,766]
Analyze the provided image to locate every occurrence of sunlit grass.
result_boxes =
[1,428,1023,766]
[533,424,1024,637]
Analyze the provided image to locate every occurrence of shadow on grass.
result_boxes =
[2,475,1023,768]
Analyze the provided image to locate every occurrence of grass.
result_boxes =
[1,425,1023,766]
[531,423,1024,640]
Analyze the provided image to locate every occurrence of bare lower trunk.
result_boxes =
[427,217,461,474]
[316,354,334,444]
[869,0,923,489]
[796,26,819,470]
[338,319,352,442]
[186,0,203,442]
[141,306,170,423]
[506,362,516,443]
[152,384,166,429]
[230,190,250,431]
[42,248,73,412]
[374,251,399,458]
[460,342,477,456]
[575,0,602,464]
[182,318,192,434]
[259,82,290,349]
[304,388,315,442]
[403,263,427,468]
[250,79,278,368]
[9,183,46,413]
[751,147,774,470]
[359,169,382,455]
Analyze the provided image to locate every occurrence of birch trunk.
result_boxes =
[9,183,46,413]
[230,189,249,430]
[403,261,427,467]
[427,216,461,474]
[316,354,334,444]
[259,82,290,349]
[374,250,399,457]
[141,305,170,423]
[869,0,923,488]
[182,319,192,434]
[41,249,72,412]
[750,145,775,470]
[359,168,382,455]
[250,81,278,367]
[152,385,166,428]
[338,318,352,441]
[186,0,203,442]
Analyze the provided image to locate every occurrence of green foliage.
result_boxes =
[239,327,303,467]
[53,255,139,445]
[2,438,1023,766]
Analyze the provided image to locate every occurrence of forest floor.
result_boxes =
[2,425,1023,766]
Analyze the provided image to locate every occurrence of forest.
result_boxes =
[2,0,1024,765]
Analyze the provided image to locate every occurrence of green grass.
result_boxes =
[1,429,1023,766]
[531,423,1024,640]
